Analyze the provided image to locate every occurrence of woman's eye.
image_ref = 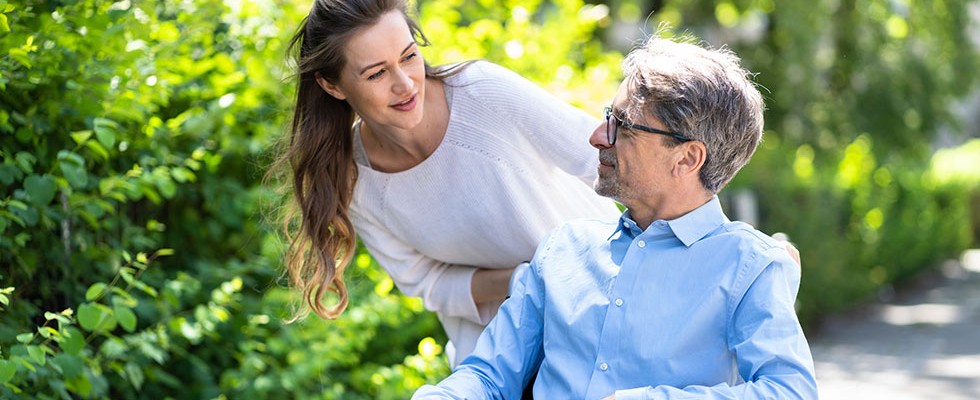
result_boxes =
[402,52,417,62]
[367,70,384,80]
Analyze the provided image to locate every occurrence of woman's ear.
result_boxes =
[315,72,347,100]
[673,141,706,177]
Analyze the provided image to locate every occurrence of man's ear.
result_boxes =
[673,141,706,177]
[315,72,347,100]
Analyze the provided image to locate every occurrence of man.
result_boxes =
[413,34,818,399]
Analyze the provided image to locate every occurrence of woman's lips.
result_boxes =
[391,94,417,111]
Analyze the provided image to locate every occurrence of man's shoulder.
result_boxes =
[713,221,794,264]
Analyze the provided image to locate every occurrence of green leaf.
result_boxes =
[6,200,27,211]
[26,345,45,366]
[76,303,100,332]
[179,319,202,344]
[23,174,56,205]
[58,156,88,188]
[51,354,83,379]
[0,14,10,35]
[8,48,30,68]
[70,130,93,145]
[14,152,36,173]
[37,326,58,339]
[15,333,32,344]
[171,167,196,182]
[138,341,166,364]
[0,164,18,186]
[155,176,177,199]
[92,305,116,332]
[43,312,69,325]
[84,140,110,161]
[13,232,29,247]
[59,328,85,355]
[0,359,15,384]
[110,287,137,308]
[124,362,144,389]
[134,280,158,297]
[120,268,135,286]
[12,355,34,372]
[85,283,106,301]
[114,306,136,332]
[93,118,118,149]
[66,374,94,397]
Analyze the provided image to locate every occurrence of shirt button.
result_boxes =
[599,362,609,371]
[614,298,624,307]
[637,240,646,248]
[623,222,630,228]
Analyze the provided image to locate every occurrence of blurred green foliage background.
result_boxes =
[1,0,978,398]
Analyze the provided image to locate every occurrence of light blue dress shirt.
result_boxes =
[413,197,818,399]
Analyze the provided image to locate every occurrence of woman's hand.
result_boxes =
[471,267,515,304]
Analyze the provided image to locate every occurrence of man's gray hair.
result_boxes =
[620,34,765,194]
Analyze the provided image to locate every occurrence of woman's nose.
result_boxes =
[391,67,414,94]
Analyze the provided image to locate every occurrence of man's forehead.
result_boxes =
[612,79,650,123]
[611,80,634,109]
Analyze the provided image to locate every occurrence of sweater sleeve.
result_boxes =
[353,208,491,326]
[462,62,602,185]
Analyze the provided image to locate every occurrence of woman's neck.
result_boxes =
[360,78,448,173]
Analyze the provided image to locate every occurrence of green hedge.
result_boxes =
[733,135,977,326]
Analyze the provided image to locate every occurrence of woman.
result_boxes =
[271,0,620,366]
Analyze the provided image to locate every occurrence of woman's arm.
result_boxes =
[471,266,515,304]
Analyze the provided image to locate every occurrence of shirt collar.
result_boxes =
[609,211,642,241]
[666,196,728,247]
[608,196,728,246]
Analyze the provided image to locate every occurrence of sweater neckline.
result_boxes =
[353,80,455,176]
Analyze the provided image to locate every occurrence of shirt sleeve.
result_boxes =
[412,254,546,399]
[614,249,819,400]
[354,210,489,325]
[467,62,602,185]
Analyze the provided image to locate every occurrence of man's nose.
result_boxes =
[589,122,611,149]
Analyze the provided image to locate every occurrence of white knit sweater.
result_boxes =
[349,61,621,365]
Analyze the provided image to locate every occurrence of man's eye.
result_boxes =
[618,125,637,137]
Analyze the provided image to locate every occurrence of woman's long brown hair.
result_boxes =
[268,0,468,321]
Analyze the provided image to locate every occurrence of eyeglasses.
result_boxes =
[604,106,693,145]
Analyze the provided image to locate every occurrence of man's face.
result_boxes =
[589,82,678,210]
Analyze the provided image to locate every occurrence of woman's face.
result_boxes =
[317,10,426,131]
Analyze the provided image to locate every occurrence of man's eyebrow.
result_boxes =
[357,42,416,76]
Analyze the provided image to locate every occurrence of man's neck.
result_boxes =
[627,189,712,231]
